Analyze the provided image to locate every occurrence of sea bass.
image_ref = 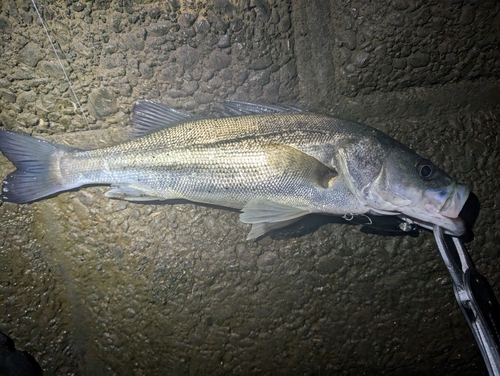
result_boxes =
[0,100,469,239]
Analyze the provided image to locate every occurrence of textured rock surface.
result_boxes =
[0,0,499,375]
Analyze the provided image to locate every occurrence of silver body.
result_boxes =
[63,112,365,212]
[0,101,469,239]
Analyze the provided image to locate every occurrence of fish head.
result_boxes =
[338,136,470,236]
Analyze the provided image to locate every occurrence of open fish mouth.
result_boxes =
[399,213,466,237]
[422,182,469,219]
[439,182,470,219]
[405,183,470,236]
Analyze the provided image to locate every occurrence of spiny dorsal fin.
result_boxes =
[131,100,200,138]
[131,100,305,138]
[221,101,305,116]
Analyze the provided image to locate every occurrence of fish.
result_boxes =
[0,100,470,239]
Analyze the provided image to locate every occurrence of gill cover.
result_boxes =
[337,137,397,213]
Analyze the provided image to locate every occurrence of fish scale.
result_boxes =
[0,100,469,239]
[60,136,335,211]
[130,112,363,166]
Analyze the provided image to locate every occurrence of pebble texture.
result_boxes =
[0,0,499,375]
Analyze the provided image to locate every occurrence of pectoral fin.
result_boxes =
[264,144,338,189]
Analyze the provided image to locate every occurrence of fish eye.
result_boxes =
[416,158,435,180]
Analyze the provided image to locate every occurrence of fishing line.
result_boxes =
[31,0,90,130]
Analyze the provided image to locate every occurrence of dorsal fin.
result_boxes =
[221,101,305,116]
[131,100,305,138]
[131,100,200,138]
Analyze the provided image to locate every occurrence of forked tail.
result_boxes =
[0,129,78,203]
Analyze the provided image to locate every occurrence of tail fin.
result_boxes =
[0,129,79,203]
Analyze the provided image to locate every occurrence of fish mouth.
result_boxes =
[432,182,469,235]
[405,214,466,236]
[456,191,480,242]
[422,182,469,219]
[438,182,470,218]
[401,183,471,236]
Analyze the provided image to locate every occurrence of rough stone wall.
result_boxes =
[0,0,499,375]
[331,1,499,95]
[0,0,300,133]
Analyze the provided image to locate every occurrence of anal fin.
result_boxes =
[105,185,166,201]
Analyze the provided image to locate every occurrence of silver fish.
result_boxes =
[0,100,469,239]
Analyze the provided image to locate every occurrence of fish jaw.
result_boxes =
[436,182,470,219]
[397,182,470,236]
[398,213,466,236]
[365,165,470,236]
